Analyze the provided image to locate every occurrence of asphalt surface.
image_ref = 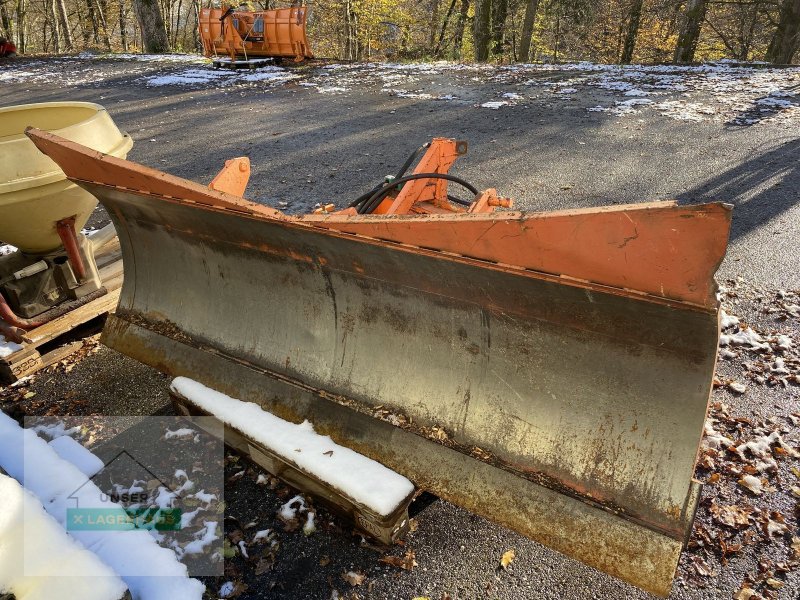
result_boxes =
[1,55,799,600]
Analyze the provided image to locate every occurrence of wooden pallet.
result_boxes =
[0,238,123,384]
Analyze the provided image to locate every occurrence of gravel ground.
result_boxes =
[1,54,799,600]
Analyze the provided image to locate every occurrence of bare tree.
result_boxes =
[766,0,800,63]
[674,0,707,63]
[132,0,168,52]
[518,0,540,62]
[473,0,491,60]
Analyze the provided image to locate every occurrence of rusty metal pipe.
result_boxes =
[0,287,107,335]
[0,292,47,331]
[56,217,86,281]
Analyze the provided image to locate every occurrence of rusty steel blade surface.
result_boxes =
[27,128,732,596]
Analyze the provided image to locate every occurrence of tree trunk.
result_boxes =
[434,0,457,57]
[0,0,13,41]
[620,0,643,63]
[673,0,707,63]
[55,0,73,49]
[428,0,440,48]
[491,0,507,54]
[93,0,112,50]
[119,0,127,50]
[49,0,61,52]
[85,0,99,43]
[192,0,200,51]
[452,0,469,58]
[518,0,539,62]
[473,0,491,60]
[343,0,358,60]
[173,0,182,48]
[766,0,800,64]
[15,0,24,52]
[133,0,169,52]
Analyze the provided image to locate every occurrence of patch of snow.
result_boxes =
[190,490,217,507]
[144,66,296,88]
[702,420,733,450]
[237,540,249,558]
[171,377,415,517]
[180,508,202,529]
[179,521,219,557]
[0,335,23,358]
[720,309,739,330]
[219,581,235,598]
[481,101,509,110]
[31,421,81,440]
[0,412,205,599]
[252,529,272,543]
[719,327,770,351]
[48,435,104,478]
[775,335,792,352]
[164,427,195,440]
[303,512,316,536]
[0,474,128,600]
[279,495,306,521]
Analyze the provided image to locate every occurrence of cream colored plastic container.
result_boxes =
[0,102,133,253]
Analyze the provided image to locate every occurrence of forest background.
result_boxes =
[1,0,798,66]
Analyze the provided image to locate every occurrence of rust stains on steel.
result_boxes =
[26,128,731,310]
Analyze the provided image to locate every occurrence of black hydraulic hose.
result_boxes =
[350,143,430,213]
[393,143,430,181]
[447,194,471,207]
[361,173,478,215]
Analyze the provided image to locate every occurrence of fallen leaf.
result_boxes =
[319,555,330,567]
[766,577,784,589]
[762,512,789,537]
[342,570,366,586]
[733,584,757,600]
[500,549,515,570]
[254,554,275,576]
[791,536,800,559]
[379,550,417,571]
[691,556,716,577]
[710,502,752,529]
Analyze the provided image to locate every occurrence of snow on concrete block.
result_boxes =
[0,474,127,600]
[0,412,206,600]
[48,435,105,478]
[170,377,415,517]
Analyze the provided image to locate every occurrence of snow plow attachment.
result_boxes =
[26,128,732,596]
[199,4,312,62]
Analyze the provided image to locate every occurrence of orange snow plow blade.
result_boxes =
[199,5,312,62]
[27,128,731,596]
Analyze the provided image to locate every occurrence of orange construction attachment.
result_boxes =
[27,128,732,596]
[199,4,313,62]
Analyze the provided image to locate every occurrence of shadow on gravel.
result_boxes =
[678,138,800,242]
